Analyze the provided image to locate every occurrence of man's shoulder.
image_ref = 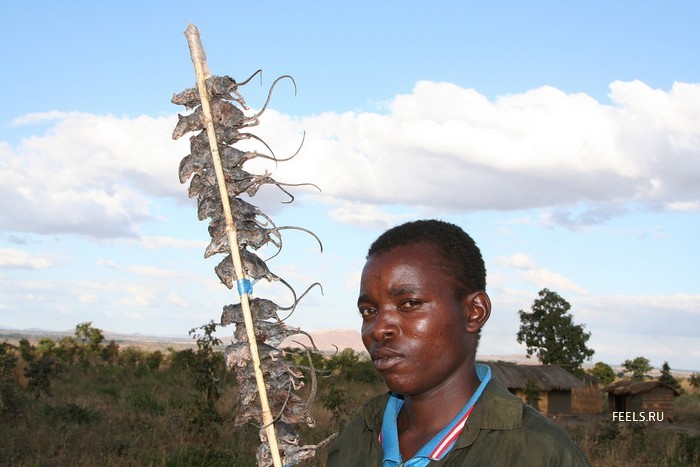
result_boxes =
[326,392,389,466]
[457,376,591,465]
[483,379,579,445]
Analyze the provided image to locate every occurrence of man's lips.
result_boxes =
[370,347,405,371]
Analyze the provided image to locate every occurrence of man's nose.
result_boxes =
[369,306,399,341]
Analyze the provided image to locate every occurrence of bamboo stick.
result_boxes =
[184,24,283,467]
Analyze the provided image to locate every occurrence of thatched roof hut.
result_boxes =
[483,362,586,391]
[602,380,678,418]
[481,362,588,416]
[602,380,679,396]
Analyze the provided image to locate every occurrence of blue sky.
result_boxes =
[1,1,699,371]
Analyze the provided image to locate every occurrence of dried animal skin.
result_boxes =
[206,221,323,259]
[180,144,274,184]
[257,424,338,467]
[235,320,316,349]
[221,281,322,327]
[230,321,315,352]
[173,98,253,140]
[206,221,282,257]
[186,124,245,148]
[172,72,260,109]
[224,341,284,369]
[232,363,309,427]
[214,250,280,288]
[188,165,304,202]
[221,298,286,325]
[196,191,223,221]
[197,189,273,225]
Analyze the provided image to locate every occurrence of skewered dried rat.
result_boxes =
[221,282,322,325]
[173,67,329,466]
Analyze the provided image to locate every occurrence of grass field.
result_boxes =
[1,333,698,466]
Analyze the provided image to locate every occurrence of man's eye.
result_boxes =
[358,307,375,318]
[399,299,421,310]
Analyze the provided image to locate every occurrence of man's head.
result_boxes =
[359,219,491,396]
[367,219,486,300]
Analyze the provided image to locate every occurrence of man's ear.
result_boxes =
[465,291,491,334]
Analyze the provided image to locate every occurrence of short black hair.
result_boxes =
[367,219,486,299]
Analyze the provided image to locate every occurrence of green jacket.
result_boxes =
[327,377,591,466]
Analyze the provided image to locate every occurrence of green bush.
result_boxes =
[119,346,145,368]
[169,348,197,372]
[146,350,164,370]
[25,352,63,398]
[124,386,165,415]
[0,382,26,418]
[674,393,700,424]
[40,402,101,425]
[150,446,241,466]
[97,384,120,400]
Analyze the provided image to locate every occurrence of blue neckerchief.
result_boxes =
[380,364,492,467]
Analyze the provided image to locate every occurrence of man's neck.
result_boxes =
[396,365,481,459]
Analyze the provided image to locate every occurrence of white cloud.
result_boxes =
[327,199,408,229]
[255,80,700,226]
[1,111,187,238]
[495,254,587,295]
[581,293,700,314]
[485,288,700,368]
[496,253,537,270]
[590,332,700,369]
[165,292,190,307]
[96,259,194,281]
[0,248,57,269]
[2,79,699,237]
[78,293,98,304]
[666,201,699,212]
[521,269,587,295]
[136,236,208,250]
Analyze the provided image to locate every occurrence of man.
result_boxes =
[327,219,590,466]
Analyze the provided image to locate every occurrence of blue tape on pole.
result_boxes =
[236,278,253,296]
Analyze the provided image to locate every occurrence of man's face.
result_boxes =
[358,242,475,396]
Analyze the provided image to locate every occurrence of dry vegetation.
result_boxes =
[1,326,698,466]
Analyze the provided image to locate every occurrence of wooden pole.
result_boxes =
[184,24,283,467]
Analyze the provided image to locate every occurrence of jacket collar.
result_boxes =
[360,374,523,451]
[454,376,523,449]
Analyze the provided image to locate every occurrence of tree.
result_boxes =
[0,342,17,381]
[622,356,652,381]
[658,361,680,391]
[36,338,56,353]
[16,339,62,398]
[74,322,105,351]
[588,361,616,385]
[516,288,594,375]
[71,322,109,366]
[101,340,120,364]
[689,373,700,389]
[523,379,541,409]
[24,352,62,398]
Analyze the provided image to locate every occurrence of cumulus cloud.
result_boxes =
[96,259,194,281]
[2,79,698,237]
[327,199,411,229]
[136,236,207,250]
[256,80,700,226]
[496,253,587,295]
[0,248,57,269]
[573,293,700,346]
[1,111,187,238]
